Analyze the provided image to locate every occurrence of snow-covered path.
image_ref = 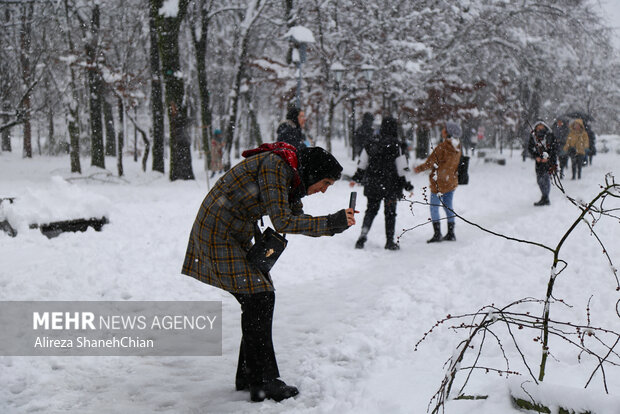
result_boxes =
[1,140,619,413]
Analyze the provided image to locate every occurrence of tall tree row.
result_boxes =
[1,0,618,177]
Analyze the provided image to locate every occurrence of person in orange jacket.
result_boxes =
[414,121,462,242]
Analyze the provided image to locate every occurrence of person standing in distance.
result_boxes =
[276,103,307,150]
[414,121,462,242]
[351,116,413,250]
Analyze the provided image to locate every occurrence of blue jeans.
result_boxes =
[536,170,550,198]
[430,191,455,224]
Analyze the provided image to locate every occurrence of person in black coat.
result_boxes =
[527,121,557,206]
[552,119,569,179]
[276,105,307,150]
[350,116,413,250]
[353,112,375,160]
[585,122,596,165]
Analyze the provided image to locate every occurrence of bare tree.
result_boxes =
[149,0,165,174]
[409,174,620,413]
[151,0,194,181]
[86,3,104,168]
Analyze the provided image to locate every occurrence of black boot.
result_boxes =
[385,240,400,250]
[355,228,369,249]
[534,196,550,206]
[355,236,366,249]
[427,222,442,243]
[442,222,456,241]
[250,379,299,402]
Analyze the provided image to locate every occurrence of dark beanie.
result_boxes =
[285,104,301,128]
[297,147,343,189]
[380,116,398,138]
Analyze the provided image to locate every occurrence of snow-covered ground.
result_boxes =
[1,137,619,414]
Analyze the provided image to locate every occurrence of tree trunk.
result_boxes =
[20,2,33,158]
[47,81,55,155]
[117,97,124,177]
[62,0,81,173]
[103,95,116,156]
[133,107,138,162]
[326,96,335,153]
[149,3,165,173]
[284,0,295,64]
[190,3,212,173]
[68,107,81,173]
[152,0,193,181]
[249,104,262,146]
[1,111,11,152]
[224,35,250,171]
[87,5,104,168]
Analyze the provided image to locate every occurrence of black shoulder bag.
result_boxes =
[247,221,288,276]
[245,153,289,275]
[457,150,470,185]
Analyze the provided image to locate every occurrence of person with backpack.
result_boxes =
[563,118,589,180]
[414,121,462,242]
[182,143,355,402]
[351,116,413,250]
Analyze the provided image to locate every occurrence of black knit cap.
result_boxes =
[380,116,398,138]
[285,103,301,128]
[297,147,343,190]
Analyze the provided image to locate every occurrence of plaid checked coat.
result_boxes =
[182,152,341,294]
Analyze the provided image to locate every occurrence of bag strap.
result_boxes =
[253,155,286,239]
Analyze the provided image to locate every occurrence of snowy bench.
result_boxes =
[29,216,109,239]
[0,177,111,238]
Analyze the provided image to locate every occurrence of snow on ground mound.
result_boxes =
[0,176,111,232]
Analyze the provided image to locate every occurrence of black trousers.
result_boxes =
[570,154,585,179]
[361,196,397,241]
[232,291,279,386]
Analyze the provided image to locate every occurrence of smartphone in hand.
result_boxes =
[349,191,357,210]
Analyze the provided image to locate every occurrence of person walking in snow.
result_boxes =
[182,143,355,402]
[527,121,557,206]
[552,119,569,179]
[414,121,462,243]
[563,118,589,180]
[585,121,596,166]
[351,116,413,250]
[276,103,307,150]
[210,129,225,178]
[352,112,375,160]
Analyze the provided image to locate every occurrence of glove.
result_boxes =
[326,209,349,234]
[399,176,413,192]
[351,168,365,184]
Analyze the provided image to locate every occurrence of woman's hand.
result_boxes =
[345,208,358,226]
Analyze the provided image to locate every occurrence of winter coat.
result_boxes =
[415,138,461,194]
[563,119,589,156]
[352,133,407,199]
[528,122,557,175]
[353,114,375,158]
[182,152,343,294]
[276,120,307,150]
[552,121,569,155]
[586,126,596,156]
